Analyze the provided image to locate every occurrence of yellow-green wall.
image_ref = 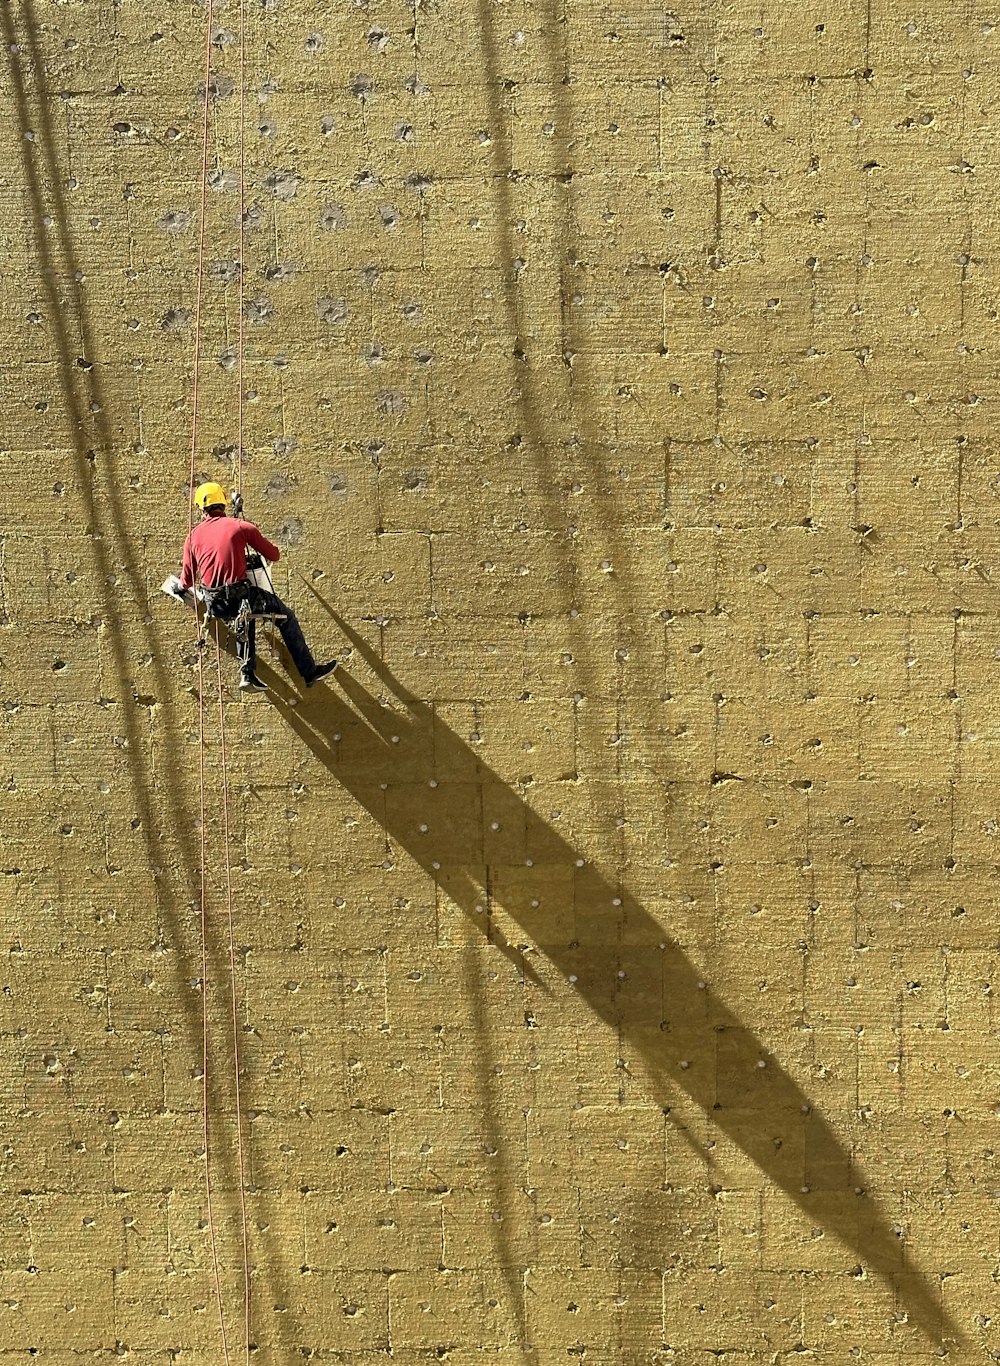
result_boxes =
[1,0,997,1360]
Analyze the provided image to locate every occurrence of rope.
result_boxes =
[236,0,246,498]
[188,7,232,1361]
[188,0,216,535]
[215,627,253,1366]
[197,645,232,1366]
[186,5,252,1362]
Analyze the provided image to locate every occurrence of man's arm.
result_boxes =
[179,532,197,590]
[242,521,281,563]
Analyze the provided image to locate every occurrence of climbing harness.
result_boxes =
[232,597,254,652]
[233,581,288,651]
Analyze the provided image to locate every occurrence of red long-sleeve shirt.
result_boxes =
[180,515,281,590]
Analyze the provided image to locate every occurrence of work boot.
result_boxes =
[239,669,267,692]
[305,661,337,687]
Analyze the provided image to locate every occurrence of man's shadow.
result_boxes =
[259,595,952,1349]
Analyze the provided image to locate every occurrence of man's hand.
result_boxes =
[162,575,196,608]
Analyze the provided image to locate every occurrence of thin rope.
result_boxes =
[215,627,253,1366]
[189,7,234,1361]
[198,645,233,1366]
[230,10,254,1351]
[236,0,246,498]
[188,0,217,534]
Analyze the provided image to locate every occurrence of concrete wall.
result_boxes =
[1,0,997,1360]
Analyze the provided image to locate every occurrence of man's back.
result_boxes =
[181,515,280,589]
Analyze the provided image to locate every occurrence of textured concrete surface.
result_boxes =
[2,0,1000,1361]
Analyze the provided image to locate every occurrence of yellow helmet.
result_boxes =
[194,481,228,511]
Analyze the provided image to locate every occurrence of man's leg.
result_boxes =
[246,585,318,680]
[207,586,265,688]
[237,616,266,688]
[241,616,257,674]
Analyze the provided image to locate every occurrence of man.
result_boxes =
[180,482,336,692]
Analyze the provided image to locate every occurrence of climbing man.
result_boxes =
[179,482,337,692]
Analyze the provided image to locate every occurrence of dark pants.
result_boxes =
[204,582,317,679]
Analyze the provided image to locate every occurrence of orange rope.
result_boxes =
[188,0,216,534]
[215,628,253,1366]
[187,7,251,1363]
[188,7,232,1361]
[236,0,246,497]
[231,14,253,1357]
[232,17,253,1358]
[197,646,232,1366]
